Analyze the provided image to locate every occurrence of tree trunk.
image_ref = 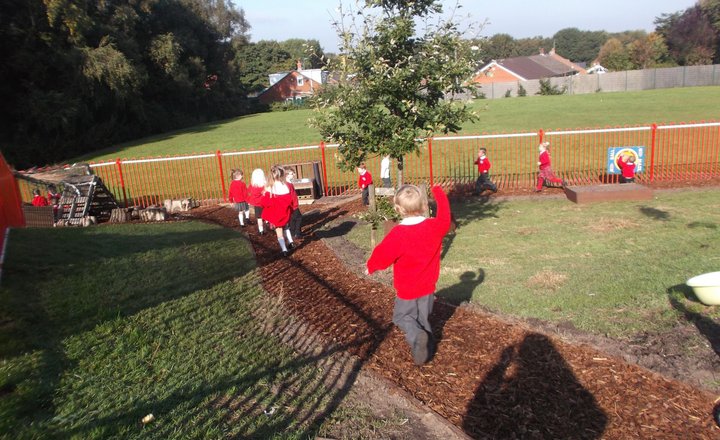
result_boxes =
[397,156,404,187]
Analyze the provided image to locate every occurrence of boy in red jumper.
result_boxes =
[366,184,451,365]
[358,163,373,206]
[228,169,250,227]
[616,153,636,183]
[536,141,566,192]
[473,147,497,195]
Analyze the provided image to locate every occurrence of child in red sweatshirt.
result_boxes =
[536,141,566,192]
[616,153,637,183]
[358,163,373,206]
[366,185,451,365]
[261,165,296,256]
[32,189,49,206]
[228,169,249,227]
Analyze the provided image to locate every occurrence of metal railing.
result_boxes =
[17,121,720,207]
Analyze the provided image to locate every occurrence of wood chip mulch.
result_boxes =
[188,201,719,440]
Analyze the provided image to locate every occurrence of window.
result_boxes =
[296,76,304,86]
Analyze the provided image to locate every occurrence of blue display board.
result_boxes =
[607,146,645,174]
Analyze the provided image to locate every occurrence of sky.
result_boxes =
[239,0,698,52]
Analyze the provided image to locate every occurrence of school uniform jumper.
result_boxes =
[617,157,636,183]
[261,184,294,229]
[474,155,497,194]
[228,180,249,208]
[247,185,265,218]
[366,186,451,360]
[537,150,564,190]
[32,195,48,207]
[358,170,373,205]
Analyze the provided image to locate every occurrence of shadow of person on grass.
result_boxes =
[462,333,607,439]
[667,283,720,357]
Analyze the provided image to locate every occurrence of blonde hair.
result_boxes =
[269,165,286,184]
[250,168,266,187]
[393,184,428,218]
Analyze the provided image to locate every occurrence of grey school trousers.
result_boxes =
[392,294,434,346]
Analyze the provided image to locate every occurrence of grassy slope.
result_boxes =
[0,222,337,439]
[81,87,720,162]
[346,188,720,337]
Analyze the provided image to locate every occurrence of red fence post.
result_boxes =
[538,129,545,144]
[427,138,434,186]
[115,159,129,207]
[320,141,329,196]
[216,150,227,202]
[649,123,657,182]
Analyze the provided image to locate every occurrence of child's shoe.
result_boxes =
[412,331,430,366]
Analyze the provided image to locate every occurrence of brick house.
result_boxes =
[472,48,587,84]
[257,62,326,105]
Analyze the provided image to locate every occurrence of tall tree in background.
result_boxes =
[655,4,717,65]
[552,28,607,63]
[0,0,250,168]
[311,0,477,185]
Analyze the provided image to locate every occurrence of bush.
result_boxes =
[518,83,527,97]
[504,89,512,98]
[537,79,566,95]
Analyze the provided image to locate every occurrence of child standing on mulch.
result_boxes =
[616,153,637,183]
[365,184,451,366]
[358,162,373,206]
[536,141,566,192]
[261,165,295,257]
[228,169,249,227]
[473,147,497,195]
[248,168,267,235]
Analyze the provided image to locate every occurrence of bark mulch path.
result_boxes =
[188,199,719,440]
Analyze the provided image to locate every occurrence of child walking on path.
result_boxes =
[358,163,373,206]
[536,141,565,192]
[248,169,267,235]
[473,147,497,195]
[366,185,451,365]
[616,153,637,183]
[285,168,303,239]
[261,165,295,257]
[228,169,249,227]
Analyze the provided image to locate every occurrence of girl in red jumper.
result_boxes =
[261,165,295,257]
[32,189,49,206]
[616,153,636,183]
[248,168,267,235]
[536,141,565,192]
[366,184,451,365]
[228,169,249,227]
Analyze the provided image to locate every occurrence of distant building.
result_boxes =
[472,48,587,84]
[257,61,327,105]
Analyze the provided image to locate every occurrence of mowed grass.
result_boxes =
[81,86,720,162]
[346,188,720,337]
[0,222,342,439]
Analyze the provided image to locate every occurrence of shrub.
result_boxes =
[518,83,527,97]
[537,79,566,95]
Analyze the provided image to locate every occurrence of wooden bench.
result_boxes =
[564,183,653,204]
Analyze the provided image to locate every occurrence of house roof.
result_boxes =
[477,49,587,81]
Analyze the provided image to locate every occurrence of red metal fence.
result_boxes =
[16,121,720,207]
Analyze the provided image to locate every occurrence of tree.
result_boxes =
[655,5,717,65]
[552,28,607,63]
[596,38,633,71]
[479,33,518,61]
[311,0,477,185]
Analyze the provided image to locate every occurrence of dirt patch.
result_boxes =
[187,193,719,439]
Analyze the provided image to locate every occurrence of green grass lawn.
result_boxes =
[0,222,346,439]
[346,188,720,338]
[80,87,720,162]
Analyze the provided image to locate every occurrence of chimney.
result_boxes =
[296,59,303,71]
